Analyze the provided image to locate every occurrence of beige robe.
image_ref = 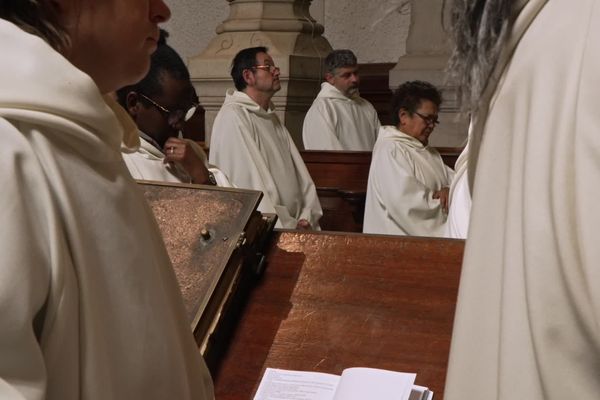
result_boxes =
[363,125,454,236]
[0,20,213,400]
[210,90,322,229]
[302,82,380,151]
[445,0,600,399]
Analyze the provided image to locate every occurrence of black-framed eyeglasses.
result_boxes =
[252,64,280,74]
[138,92,199,126]
[414,111,440,126]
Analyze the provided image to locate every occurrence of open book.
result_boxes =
[254,367,433,400]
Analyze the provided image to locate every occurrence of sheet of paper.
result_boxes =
[333,367,416,400]
[254,368,341,400]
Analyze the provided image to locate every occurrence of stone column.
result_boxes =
[189,0,332,148]
[389,0,468,147]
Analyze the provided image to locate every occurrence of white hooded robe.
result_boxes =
[302,82,380,151]
[209,90,322,229]
[363,125,454,236]
[445,0,600,399]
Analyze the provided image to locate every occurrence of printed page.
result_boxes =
[254,368,341,400]
[333,367,416,400]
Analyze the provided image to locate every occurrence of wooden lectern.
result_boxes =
[141,182,464,400]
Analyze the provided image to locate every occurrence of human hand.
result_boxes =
[432,187,450,214]
[163,137,212,184]
[296,219,312,230]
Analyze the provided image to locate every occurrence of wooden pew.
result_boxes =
[302,148,463,232]
[213,231,465,400]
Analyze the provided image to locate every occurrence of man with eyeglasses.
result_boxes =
[210,46,322,229]
[303,49,380,151]
[117,35,228,186]
[363,80,454,236]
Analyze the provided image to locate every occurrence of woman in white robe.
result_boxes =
[364,81,454,236]
[445,0,600,399]
[0,3,213,399]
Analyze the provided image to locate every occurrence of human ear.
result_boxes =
[126,92,142,118]
[242,69,255,86]
[398,108,408,125]
[325,72,335,85]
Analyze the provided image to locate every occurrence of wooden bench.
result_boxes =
[213,231,465,400]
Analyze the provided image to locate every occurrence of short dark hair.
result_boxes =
[0,1,68,50]
[324,49,357,74]
[116,40,190,107]
[230,46,268,91]
[391,81,442,126]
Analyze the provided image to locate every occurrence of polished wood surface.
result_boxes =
[214,231,465,400]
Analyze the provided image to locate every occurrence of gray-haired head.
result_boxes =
[324,49,358,74]
[0,0,69,51]
[447,0,514,112]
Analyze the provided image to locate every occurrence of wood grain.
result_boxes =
[214,231,464,400]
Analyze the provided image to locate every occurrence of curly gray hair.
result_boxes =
[447,0,514,112]
[324,49,358,74]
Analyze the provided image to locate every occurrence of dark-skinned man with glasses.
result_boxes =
[117,32,229,186]
[363,80,455,237]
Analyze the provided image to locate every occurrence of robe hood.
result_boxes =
[316,82,360,101]
[0,19,139,160]
[222,89,278,117]
[379,125,426,149]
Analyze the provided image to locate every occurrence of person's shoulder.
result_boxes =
[354,96,377,110]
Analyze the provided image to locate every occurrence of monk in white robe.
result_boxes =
[364,81,454,236]
[445,0,600,399]
[303,83,380,150]
[0,4,213,400]
[119,37,228,187]
[303,50,380,151]
[210,47,322,229]
[123,133,231,186]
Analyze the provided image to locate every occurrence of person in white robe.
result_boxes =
[364,81,454,236]
[445,134,471,239]
[118,36,229,186]
[123,132,231,186]
[445,0,600,399]
[0,3,213,400]
[210,47,322,229]
[303,49,380,151]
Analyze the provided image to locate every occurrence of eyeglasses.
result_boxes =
[138,93,198,126]
[414,111,440,126]
[252,64,280,74]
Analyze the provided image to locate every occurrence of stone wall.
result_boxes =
[163,0,410,64]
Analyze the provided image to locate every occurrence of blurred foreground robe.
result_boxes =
[0,19,214,400]
[445,0,600,399]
